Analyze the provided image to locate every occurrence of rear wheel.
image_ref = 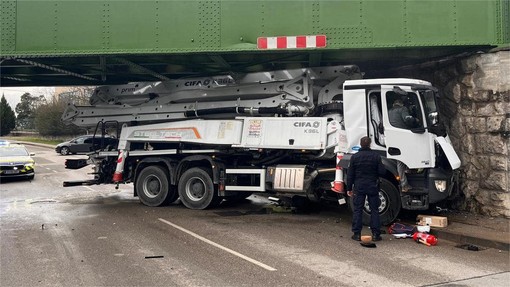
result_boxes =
[178,167,221,209]
[136,165,176,207]
[349,178,401,226]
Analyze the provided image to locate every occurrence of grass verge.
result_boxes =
[3,137,62,146]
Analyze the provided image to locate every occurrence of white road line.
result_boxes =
[83,186,96,192]
[158,218,277,271]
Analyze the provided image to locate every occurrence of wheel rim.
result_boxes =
[142,175,162,199]
[61,147,68,155]
[364,190,389,214]
[185,176,207,202]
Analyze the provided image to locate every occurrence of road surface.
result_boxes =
[1,145,509,286]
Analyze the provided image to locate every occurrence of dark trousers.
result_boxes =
[352,188,381,236]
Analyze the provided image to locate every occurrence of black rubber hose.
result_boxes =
[184,106,287,117]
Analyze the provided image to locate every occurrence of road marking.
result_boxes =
[158,218,277,271]
[83,186,96,192]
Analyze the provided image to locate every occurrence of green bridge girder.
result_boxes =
[1,0,508,86]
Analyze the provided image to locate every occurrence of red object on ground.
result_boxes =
[412,232,438,246]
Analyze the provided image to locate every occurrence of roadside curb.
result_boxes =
[9,141,55,149]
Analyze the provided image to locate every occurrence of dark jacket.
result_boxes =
[346,147,385,192]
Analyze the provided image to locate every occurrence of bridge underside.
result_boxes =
[0,0,507,86]
[0,46,491,87]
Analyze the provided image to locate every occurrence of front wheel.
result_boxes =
[349,178,401,226]
[178,167,221,210]
[60,147,70,155]
[136,165,177,207]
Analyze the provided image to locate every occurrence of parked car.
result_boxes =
[55,135,117,155]
[0,144,35,180]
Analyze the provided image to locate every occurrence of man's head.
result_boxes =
[393,99,404,107]
[360,136,371,149]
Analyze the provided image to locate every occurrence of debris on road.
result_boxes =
[456,244,482,251]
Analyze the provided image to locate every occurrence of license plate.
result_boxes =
[4,170,20,174]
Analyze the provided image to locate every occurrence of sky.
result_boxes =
[1,87,55,113]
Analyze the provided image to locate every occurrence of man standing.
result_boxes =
[346,136,386,241]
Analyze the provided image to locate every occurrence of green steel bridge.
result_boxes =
[1,0,508,87]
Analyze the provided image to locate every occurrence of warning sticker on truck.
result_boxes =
[247,120,262,138]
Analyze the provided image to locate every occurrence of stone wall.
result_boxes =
[399,51,510,217]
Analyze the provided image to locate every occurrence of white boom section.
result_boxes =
[117,117,334,151]
[62,65,361,127]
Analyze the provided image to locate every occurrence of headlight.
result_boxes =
[24,162,34,168]
[435,180,447,192]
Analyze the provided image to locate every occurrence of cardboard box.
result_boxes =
[417,215,448,228]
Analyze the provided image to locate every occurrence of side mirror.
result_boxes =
[30,153,35,156]
[428,112,438,126]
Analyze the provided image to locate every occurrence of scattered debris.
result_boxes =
[417,214,448,228]
[413,232,438,246]
[360,242,377,248]
[30,199,57,204]
[392,233,411,239]
[214,209,268,217]
[456,244,482,251]
[144,255,164,259]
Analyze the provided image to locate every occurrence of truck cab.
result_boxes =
[342,79,460,224]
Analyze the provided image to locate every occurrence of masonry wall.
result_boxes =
[397,51,510,217]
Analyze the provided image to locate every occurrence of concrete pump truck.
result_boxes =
[62,64,460,225]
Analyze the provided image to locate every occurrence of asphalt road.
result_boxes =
[1,145,509,287]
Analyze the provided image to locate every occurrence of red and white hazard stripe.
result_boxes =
[257,35,326,50]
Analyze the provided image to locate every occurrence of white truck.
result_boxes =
[62,65,460,225]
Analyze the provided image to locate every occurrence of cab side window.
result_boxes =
[386,91,423,130]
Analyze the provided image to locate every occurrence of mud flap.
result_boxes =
[65,159,89,169]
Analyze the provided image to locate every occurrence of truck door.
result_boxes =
[380,85,434,169]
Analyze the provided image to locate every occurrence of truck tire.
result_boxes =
[349,178,401,226]
[178,167,221,210]
[136,165,176,207]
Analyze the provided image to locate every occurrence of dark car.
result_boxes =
[0,144,35,180]
[55,135,117,155]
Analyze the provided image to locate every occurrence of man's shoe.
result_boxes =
[351,233,361,241]
[372,235,382,241]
